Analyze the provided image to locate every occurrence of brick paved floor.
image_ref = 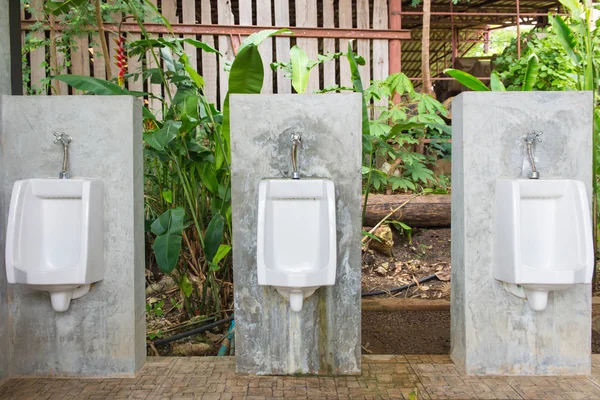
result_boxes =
[2,355,600,399]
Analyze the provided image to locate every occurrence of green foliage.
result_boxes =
[493,29,577,91]
[362,72,450,196]
[271,46,344,94]
[21,0,140,94]
[443,69,490,91]
[43,0,452,318]
[146,300,165,318]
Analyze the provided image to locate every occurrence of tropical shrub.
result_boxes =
[493,29,577,91]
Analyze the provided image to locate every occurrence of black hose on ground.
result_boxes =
[154,315,234,347]
[361,274,439,297]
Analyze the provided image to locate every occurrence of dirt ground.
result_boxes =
[360,226,600,355]
[362,227,452,300]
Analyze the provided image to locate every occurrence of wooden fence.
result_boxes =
[22,0,406,108]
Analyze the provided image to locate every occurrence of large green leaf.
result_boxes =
[559,0,582,18]
[238,28,292,53]
[212,244,232,264]
[53,75,143,96]
[290,45,310,94]
[550,15,580,64]
[153,234,183,274]
[346,43,370,152]
[44,0,86,15]
[144,120,182,151]
[151,208,185,274]
[221,44,264,148]
[204,214,225,265]
[490,71,506,91]
[151,208,185,236]
[181,38,221,54]
[443,69,490,91]
[522,53,539,91]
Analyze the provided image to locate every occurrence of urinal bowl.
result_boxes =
[256,179,337,312]
[5,178,104,312]
[493,179,594,311]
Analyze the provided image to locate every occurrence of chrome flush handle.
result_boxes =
[523,130,543,179]
[290,132,302,180]
[53,132,72,179]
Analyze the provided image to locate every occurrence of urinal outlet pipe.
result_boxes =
[153,315,234,347]
[361,274,438,297]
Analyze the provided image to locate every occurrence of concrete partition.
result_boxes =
[451,92,593,375]
[230,94,362,375]
[0,0,11,382]
[0,96,145,376]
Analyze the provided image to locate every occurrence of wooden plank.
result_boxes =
[238,0,251,51]
[239,0,252,25]
[182,1,198,72]
[338,0,352,88]
[274,0,291,94]
[146,0,162,118]
[256,0,272,94]
[54,43,68,95]
[201,0,218,105]
[362,298,450,312]
[51,15,68,95]
[162,0,177,22]
[357,0,371,89]
[217,0,235,107]
[372,0,389,117]
[91,34,106,80]
[70,35,90,94]
[322,0,335,89]
[107,0,120,79]
[162,0,178,97]
[295,0,318,92]
[127,33,143,91]
[29,0,46,94]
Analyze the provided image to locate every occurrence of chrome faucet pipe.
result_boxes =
[523,130,542,179]
[53,132,72,179]
[290,132,302,179]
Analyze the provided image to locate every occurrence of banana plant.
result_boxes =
[271,46,343,93]
[444,53,539,92]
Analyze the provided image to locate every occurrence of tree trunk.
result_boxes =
[421,0,433,96]
[363,194,451,228]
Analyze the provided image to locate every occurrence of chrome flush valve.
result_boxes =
[523,130,543,179]
[290,132,302,180]
[53,132,72,179]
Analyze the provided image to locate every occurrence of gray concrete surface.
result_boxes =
[0,96,145,376]
[230,94,362,375]
[0,0,10,96]
[0,1,11,383]
[451,91,593,375]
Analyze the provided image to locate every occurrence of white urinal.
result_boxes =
[256,179,336,312]
[493,179,594,311]
[5,179,104,312]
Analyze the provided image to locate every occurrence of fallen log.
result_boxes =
[362,298,450,312]
[363,194,451,228]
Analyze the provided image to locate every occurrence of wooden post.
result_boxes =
[201,0,218,105]
[274,0,291,93]
[389,0,402,76]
